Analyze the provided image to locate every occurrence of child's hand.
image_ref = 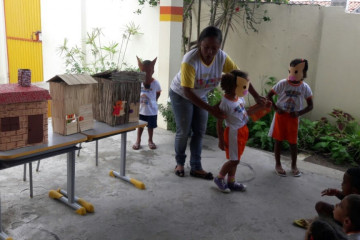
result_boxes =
[290,111,300,118]
[321,188,339,196]
[276,108,286,114]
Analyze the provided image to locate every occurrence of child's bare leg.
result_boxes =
[147,128,157,149]
[133,127,144,150]
[315,201,334,218]
[274,140,285,174]
[290,143,298,172]
[148,128,154,144]
[219,161,238,178]
[227,160,239,180]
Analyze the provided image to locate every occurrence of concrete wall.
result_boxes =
[193,1,360,121]
[2,1,359,122]
[314,7,360,121]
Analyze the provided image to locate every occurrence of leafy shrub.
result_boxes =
[206,88,223,137]
[158,101,176,132]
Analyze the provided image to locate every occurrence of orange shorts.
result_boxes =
[224,125,249,160]
[271,112,298,144]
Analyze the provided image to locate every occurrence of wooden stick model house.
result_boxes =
[0,84,51,151]
[47,74,97,135]
[92,71,144,126]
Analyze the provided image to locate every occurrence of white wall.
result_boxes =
[41,0,160,81]
[313,7,360,121]
[0,0,8,84]
[193,1,360,121]
[0,0,160,83]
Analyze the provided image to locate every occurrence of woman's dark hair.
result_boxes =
[346,194,360,230]
[290,58,308,78]
[197,26,222,47]
[220,70,248,95]
[346,167,360,191]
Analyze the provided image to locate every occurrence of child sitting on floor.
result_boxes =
[294,167,360,229]
[132,56,161,150]
[214,70,259,193]
[316,167,360,218]
[304,218,347,240]
[333,194,360,240]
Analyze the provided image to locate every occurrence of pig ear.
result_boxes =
[137,56,143,70]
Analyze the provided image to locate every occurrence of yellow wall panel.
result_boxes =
[4,0,43,83]
[7,39,43,83]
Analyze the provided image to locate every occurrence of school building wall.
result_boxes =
[192,1,360,121]
[1,1,359,124]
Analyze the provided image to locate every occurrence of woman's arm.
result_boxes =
[249,83,268,106]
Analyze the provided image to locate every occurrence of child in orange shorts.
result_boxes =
[267,58,313,177]
[215,70,259,193]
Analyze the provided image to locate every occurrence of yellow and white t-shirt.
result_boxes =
[170,48,238,99]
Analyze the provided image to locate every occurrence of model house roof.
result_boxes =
[0,84,51,105]
[47,74,98,85]
[92,70,145,82]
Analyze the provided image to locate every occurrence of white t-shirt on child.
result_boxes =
[139,79,161,116]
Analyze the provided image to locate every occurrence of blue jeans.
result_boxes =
[169,89,208,171]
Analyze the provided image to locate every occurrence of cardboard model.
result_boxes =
[47,74,97,135]
[0,84,51,151]
[92,70,144,126]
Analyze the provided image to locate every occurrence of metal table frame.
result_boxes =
[0,127,88,240]
[80,120,147,190]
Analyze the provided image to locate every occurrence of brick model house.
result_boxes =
[0,84,51,151]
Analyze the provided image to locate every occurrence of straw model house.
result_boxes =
[47,74,97,135]
[92,71,144,126]
[0,84,51,151]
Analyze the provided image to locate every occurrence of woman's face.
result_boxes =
[199,36,221,65]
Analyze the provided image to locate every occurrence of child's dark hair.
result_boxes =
[220,70,248,95]
[197,26,222,47]
[346,194,360,230]
[346,167,360,191]
[309,218,347,240]
[142,60,152,66]
[290,58,308,78]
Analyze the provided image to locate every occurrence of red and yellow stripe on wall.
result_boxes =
[160,6,183,22]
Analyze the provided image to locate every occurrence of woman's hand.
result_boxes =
[210,105,226,119]
[254,95,268,106]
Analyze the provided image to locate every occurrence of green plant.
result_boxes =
[310,109,360,166]
[206,87,223,137]
[158,102,176,132]
[135,0,159,14]
[58,25,142,74]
